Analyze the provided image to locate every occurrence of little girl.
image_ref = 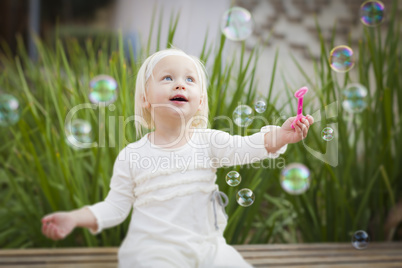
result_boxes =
[42,48,314,267]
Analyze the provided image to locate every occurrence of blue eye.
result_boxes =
[186,77,194,82]
[163,76,173,81]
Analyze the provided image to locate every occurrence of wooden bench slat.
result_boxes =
[247,254,402,264]
[3,247,401,257]
[0,255,117,264]
[234,242,402,251]
[2,249,402,264]
[4,264,117,268]
[1,243,401,267]
[3,249,402,260]
[253,263,402,268]
[0,248,118,256]
[241,250,402,259]
[1,242,399,256]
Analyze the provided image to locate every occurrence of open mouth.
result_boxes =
[169,95,188,102]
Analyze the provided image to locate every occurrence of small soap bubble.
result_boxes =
[65,119,93,149]
[342,83,368,113]
[0,94,20,127]
[321,127,334,141]
[280,163,310,195]
[329,46,355,73]
[233,105,254,127]
[236,188,255,207]
[221,7,254,41]
[89,75,118,104]
[360,1,385,26]
[352,230,370,249]
[254,100,266,113]
[226,171,241,186]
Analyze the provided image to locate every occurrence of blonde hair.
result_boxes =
[134,48,209,138]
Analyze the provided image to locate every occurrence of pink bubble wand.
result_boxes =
[291,86,309,129]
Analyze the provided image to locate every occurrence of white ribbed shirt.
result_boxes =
[87,126,287,268]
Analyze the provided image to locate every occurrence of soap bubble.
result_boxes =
[352,230,370,249]
[236,188,255,207]
[0,94,20,127]
[233,105,254,127]
[226,171,241,186]
[254,100,266,113]
[342,83,368,113]
[65,119,93,149]
[221,7,253,41]
[89,75,118,104]
[321,127,334,141]
[360,1,385,26]
[329,46,355,73]
[280,163,310,195]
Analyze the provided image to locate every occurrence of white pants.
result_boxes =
[118,236,253,268]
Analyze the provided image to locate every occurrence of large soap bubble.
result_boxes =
[221,7,254,41]
[329,45,355,73]
[89,75,118,104]
[233,105,254,127]
[0,94,20,127]
[226,171,241,186]
[236,188,255,207]
[360,1,385,27]
[342,83,368,113]
[280,163,310,195]
[65,119,94,149]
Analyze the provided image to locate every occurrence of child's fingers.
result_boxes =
[48,224,56,240]
[42,222,59,240]
[303,119,311,137]
[295,121,303,136]
[51,227,61,240]
[49,223,61,240]
[301,118,310,128]
[296,120,304,129]
[51,223,67,240]
[306,115,314,125]
[42,222,51,238]
[294,121,300,131]
[42,220,51,234]
[296,121,307,139]
[44,223,55,239]
[42,214,54,224]
[42,215,53,238]
[287,116,299,125]
[41,222,48,236]
[303,124,308,137]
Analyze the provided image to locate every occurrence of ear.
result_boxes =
[197,97,203,111]
[142,95,151,109]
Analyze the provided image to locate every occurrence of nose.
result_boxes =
[175,84,185,90]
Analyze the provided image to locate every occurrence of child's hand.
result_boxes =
[41,212,76,241]
[279,115,314,144]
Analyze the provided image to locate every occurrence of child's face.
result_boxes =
[145,55,203,124]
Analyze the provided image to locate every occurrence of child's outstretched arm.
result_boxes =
[41,207,97,241]
[264,115,314,153]
[41,147,135,240]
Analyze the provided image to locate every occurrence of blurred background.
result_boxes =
[0,0,401,248]
[1,0,399,96]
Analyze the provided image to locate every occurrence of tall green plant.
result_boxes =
[0,2,401,249]
[285,0,401,242]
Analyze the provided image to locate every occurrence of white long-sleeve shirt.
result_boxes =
[87,126,287,268]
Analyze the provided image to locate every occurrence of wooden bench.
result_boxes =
[1,243,402,267]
